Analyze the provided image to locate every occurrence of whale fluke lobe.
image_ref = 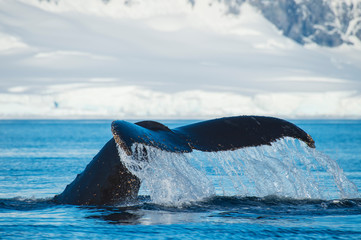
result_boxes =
[111,120,192,155]
[55,115,315,205]
[174,116,315,151]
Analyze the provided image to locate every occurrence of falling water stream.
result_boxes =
[118,138,359,205]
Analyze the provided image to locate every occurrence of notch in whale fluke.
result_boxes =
[111,116,315,155]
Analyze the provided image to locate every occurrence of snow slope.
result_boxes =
[249,0,361,46]
[0,0,360,119]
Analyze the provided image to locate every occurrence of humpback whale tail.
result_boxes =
[54,116,315,205]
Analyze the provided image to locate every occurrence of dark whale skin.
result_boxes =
[53,138,140,205]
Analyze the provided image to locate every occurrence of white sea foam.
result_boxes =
[117,138,359,205]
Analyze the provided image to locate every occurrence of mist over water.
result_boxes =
[118,138,359,206]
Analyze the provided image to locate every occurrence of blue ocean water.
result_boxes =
[0,119,361,239]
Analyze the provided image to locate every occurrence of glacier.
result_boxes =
[0,0,361,119]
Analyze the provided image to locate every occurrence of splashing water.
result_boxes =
[117,138,359,205]
[118,144,215,205]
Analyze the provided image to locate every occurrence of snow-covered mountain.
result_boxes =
[0,0,361,119]
[226,0,361,47]
[37,0,361,47]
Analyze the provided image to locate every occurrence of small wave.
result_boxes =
[2,195,361,227]
[138,195,361,212]
[0,197,55,211]
[83,195,361,226]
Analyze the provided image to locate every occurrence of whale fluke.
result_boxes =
[54,115,315,205]
[112,116,315,155]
